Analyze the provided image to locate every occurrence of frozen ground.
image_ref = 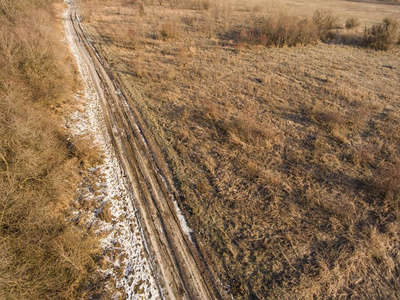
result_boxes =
[63,6,161,299]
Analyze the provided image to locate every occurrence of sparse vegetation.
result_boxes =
[235,10,340,48]
[312,10,339,40]
[160,19,183,39]
[79,0,400,298]
[237,14,319,47]
[345,17,360,30]
[0,0,103,298]
[364,17,400,50]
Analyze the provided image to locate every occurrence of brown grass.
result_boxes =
[0,0,104,299]
[160,19,183,39]
[79,0,400,298]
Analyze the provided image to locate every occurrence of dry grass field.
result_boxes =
[80,0,400,298]
[0,1,105,299]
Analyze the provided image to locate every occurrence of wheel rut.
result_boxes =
[66,1,222,299]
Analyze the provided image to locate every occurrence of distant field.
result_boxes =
[80,0,400,298]
[252,0,400,25]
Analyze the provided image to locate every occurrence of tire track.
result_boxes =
[65,1,222,299]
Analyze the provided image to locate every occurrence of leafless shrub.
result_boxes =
[364,18,399,51]
[238,14,319,47]
[313,10,339,41]
[69,135,103,167]
[235,10,339,48]
[345,17,360,30]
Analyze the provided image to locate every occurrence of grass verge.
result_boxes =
[0,0,104,298]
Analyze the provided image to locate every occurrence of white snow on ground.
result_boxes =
[172,199,194,243]
[63,7,161,300]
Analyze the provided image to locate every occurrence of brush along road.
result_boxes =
[65,1,223,299]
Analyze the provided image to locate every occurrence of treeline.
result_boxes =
[0,0,101,299]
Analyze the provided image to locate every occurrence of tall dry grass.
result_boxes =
[0,0,104,298]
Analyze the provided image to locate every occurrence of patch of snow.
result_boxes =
[172,198,194,243]
[63,6,161,300]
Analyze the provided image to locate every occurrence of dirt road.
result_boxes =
[65,1,223,299]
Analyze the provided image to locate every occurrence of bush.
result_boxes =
[364,18,399,50]
[312,10,339,41]
[345,17,360,30]
[235,10,339,48]
[238,14,319,47]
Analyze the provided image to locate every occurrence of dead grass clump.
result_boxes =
[364,18,400,50]
[4,8,69,104]
[0,95,103,299]
[198,99,219,123]
[351,147,374,166]
[373,161,400,197]
[168,0,211,10]
[69,135,103,168]
[345,17,360,30]
[98,201,113,222]
[124,28,140,48]
[129,55,148,78]
[221,114,276,146]
[317,110,346,126]
[160,20,182,39]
